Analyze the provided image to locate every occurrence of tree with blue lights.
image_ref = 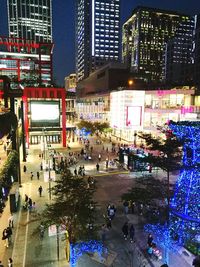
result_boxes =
[145,121,200,264]
[41,168,106,266]
[169,121,200,248]
[77,119,110,135]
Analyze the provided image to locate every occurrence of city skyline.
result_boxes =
[1,0,200,85]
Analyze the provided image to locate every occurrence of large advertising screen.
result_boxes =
[126,106,142,127]
[30,101,60,127]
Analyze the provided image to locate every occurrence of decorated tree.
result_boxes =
[169,121,200,248]
[134,129,182,211]
[77,120,95,134]
[144,121,200,264]
[41,168,98,243]
[77,120,110,135]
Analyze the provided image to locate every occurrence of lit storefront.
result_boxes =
[76,94,110,123]
[22,87,66,147]
[110,90,145,142]
[110,88,198,143]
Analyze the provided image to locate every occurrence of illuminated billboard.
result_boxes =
[30,101,60,127]
[126,106,142,126]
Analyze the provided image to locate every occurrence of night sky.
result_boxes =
[1,0,200,85]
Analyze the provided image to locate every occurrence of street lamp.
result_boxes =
[128,79,134,87]
[48,159,52,200]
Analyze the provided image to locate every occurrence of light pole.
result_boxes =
[48,159,52,200]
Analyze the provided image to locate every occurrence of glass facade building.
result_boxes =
[194,14,200,86]
[122,6,193,82]
[162,17,195,84]
[75,0,120,81]
[7,0,52,43]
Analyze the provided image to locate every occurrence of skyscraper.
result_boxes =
[122,6,193,82]
[194,14,200,86]
[75,0,120,81]
[162,17,194,84]
[7,0,52,43]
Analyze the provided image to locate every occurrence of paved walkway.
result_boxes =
[0,137,196,267]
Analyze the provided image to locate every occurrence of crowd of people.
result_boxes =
[0,135,195,267]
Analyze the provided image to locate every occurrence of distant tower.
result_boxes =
[75,0,120,81]
[122,6,194,82]
[7,0,52,43]
[169,121,200,244]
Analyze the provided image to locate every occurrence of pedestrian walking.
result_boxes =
[105,216,112,229]
[30,172,34,180]
[8,258,13,267]
[0,260,4,267]
[123,200,129,214]
[25,194,28,203]
[28,198,33,211]
[98,154,101,162]
[129,224,135,242]
[39,223,45,239]
[101,224,107,242]
[8,213,14,228]
[23,165,27,173]
[131,201,135,214]
[138,203,143,215]
[32,202,36,212]
[106,159,109,169]
[6,227,12,245]
[147,245,153,257]
[193,256,200,267]
[78,166,82,175]
[96,163,100,171]
[74,168,77,176]
[122,222,129,240]
[108,205,116,220]
[40,162,43,171]
[37,171,40,180]
[2,228,8,247]
[38,186,43,197]
[147,233,153,246]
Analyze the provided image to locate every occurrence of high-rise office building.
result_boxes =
[194,14,200,86]
[75,0,120,81]
[7,0,52,43]
[162,17,195,84]
[122,6,193,82]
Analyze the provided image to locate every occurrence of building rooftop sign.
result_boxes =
[0,36,53,54]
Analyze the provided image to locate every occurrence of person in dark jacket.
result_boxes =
[129,224,135,242]
[122,222,129,240]
[193,256,200,267]
[147,233,153,246]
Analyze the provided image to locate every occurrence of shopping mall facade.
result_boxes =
[76,86,200,143]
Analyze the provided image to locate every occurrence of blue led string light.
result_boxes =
[144,121,200,263]
[144,223,179,264]
[70,240,104,267]
[169,121,200,244]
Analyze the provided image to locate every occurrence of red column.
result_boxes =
[22,96,29,148]
[17,59,20,81]
[62,91,66,147]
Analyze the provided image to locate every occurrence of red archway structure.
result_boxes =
[23,87,66,147]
